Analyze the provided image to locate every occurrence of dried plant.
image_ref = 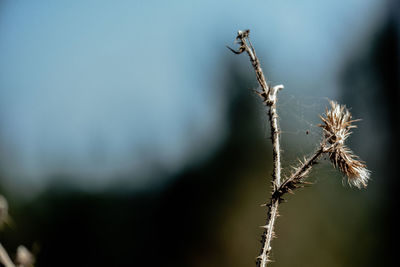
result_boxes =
[228,30,370,267]
[0,242,15,267]
[0,195,35,267]
[319,101,370,188]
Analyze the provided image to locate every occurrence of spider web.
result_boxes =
[259,91,339,182]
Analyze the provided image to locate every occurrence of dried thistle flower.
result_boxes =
[319,101,370,188]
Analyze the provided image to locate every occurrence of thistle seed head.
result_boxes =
[319,101,370,188]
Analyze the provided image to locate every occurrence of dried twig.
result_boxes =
[228,29,283,267]
[0,243,15,267]
[228,30,370,267]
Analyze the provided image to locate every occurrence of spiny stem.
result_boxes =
[228,29,370,267]
[273,147,324,199]
[257,85,283,267]
[228,29,283,267]
[0,242,15,267]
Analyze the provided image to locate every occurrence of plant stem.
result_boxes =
[228,29,368,267]
[274,147,324,199]
[257,85,283,267]
[228,29,283,267]
[0,242,15,267]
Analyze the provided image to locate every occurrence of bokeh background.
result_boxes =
[0,0,399,266]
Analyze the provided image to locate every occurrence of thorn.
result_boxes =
[253,89,262,96]
[226,45,244,54]
[260,225,269,229]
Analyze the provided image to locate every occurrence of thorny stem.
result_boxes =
[274,147,324,200]
[228,29,369,267]
[228,29,283,267]
[0,242,15,267]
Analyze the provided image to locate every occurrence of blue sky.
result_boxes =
[0,0,384,192]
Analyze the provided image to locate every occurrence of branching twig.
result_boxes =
[228,30,370,267]
[273,147,323,200]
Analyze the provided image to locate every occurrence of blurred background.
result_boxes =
[0,0,399,266]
